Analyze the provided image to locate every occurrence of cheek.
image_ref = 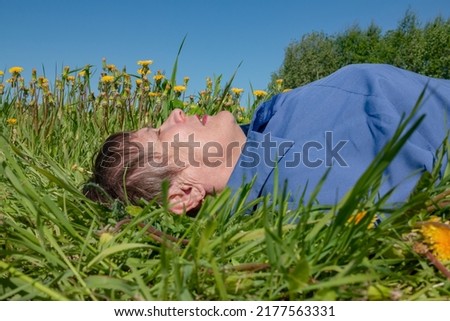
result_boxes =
[202,140,223,155]
[166,123,198,141]
[213,125,239,146]
[161,131,202,163]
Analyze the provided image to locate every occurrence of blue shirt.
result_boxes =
[227,64,450,208]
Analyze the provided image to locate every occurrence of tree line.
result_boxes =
[270,11,450,90]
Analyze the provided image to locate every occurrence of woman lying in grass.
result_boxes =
[85,64,450,214]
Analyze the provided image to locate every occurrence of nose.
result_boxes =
[168,108,186,124]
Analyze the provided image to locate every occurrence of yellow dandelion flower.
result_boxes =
[137,60,153,66]
[137,68,151,75]
[347,210,378,228]
[67,75,75,82]
[253,90,267,98]
[173,85,186,93]
[153,74,165,81]
[149,92,161,97]
[7,118,17,125]
[0,71,4,76]
[276,79,284,85]
[348,211,367,224]
[135,79,143,86]
[101,75,114,83]
[420,221,450,261]
[232,87,244,95]
[9,66,24,74]
[78,70,86,77]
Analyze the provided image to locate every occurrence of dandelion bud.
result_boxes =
[206,77,212,90]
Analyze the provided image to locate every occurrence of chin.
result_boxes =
[217,110,236,122]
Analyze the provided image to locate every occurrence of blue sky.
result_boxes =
[1,0,449,97]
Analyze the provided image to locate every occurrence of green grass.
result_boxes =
[0,58,449,301]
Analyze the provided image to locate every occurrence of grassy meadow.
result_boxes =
[0,56,450,301]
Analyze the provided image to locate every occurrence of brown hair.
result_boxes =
[83,131,180,205]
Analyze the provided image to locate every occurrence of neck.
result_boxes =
[207,133,246,194]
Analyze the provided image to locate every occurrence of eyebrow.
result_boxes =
[153,128,160,140]
[148,128,160,145]
[146,126,159,135]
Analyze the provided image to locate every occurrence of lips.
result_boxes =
[197,115,207,125]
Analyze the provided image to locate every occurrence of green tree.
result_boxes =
[384,10,425,72]
[335,22,384,65]
[271,32,339,89]
[271,11,449,90]
[422,16,450,78]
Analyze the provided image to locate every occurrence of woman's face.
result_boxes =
[133,109,245,170]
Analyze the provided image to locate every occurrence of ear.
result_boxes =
[168,183,206,215]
